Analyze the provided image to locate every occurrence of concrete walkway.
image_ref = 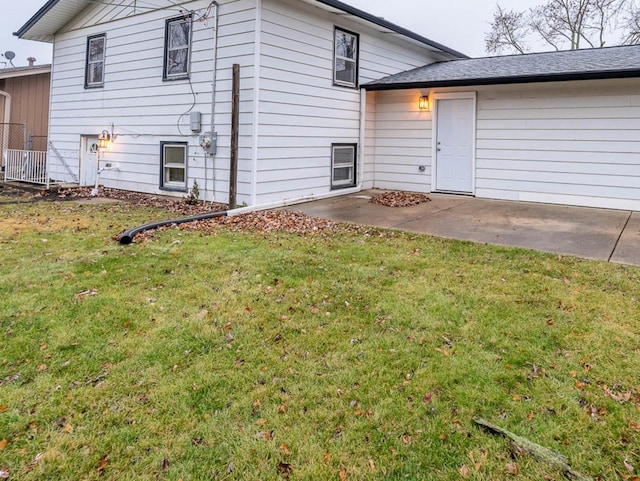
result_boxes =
[290,191,640,266]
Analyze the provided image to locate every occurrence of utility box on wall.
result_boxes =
[199,131,217,156]
[190,111,201,133]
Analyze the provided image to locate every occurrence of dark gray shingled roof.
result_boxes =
[364,44,640,90]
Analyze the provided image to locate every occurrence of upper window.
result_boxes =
[85,34,106,88]
[160,142,188,191]
[164,15,192,80]
[334,28,359,88]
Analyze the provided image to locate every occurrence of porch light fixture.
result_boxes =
[419,95,429,110]
[98,129,111,150]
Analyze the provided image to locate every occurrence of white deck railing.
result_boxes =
[3,149,49,187]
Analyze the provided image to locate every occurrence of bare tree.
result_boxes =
[621,4,640,43]
[485,6,530,53]
[486,0,640,54]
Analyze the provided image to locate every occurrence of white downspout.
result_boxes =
[358,88,366,190]
[250,0,262,206]
[209,1,219,201]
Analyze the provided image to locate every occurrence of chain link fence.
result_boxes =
[1,123,27,168]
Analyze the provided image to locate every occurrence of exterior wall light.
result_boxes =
[419,95,430,111]
[98,129,111,150]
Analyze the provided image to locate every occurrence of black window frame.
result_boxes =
[333,27,359,89]
[160,141,188,192]
[85,34,106,89]
[331,143,357,189]
[163,14,193,81]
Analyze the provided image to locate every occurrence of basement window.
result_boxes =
[333,27,359,88]
[331,144,357,189]
[163,15,192,80]
[160,142,188,191]
[85,34,106,88]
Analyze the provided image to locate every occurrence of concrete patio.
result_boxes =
[289,191,640,266]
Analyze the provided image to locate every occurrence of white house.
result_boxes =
[17,1,640,211]
[16,0,464,206]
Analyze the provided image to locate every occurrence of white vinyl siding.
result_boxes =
[46,0,452,205]
[253,0,441,204]
[474,79,640,210]
[371,89,432,193]
[47,0,257,203]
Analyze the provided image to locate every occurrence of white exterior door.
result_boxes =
[80,136,99,186]
[435,97,474,193]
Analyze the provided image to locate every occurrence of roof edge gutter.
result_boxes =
[15,0,64,39]
[313,0,469,59]
[363,69,640,91]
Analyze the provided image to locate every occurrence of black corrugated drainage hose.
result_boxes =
[119,210,228,245]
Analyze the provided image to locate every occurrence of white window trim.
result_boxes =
[331,143,357,189]
[164,15,193,80]
[160,142,188,191]
[85,34,106,88]
[333,27,359,88]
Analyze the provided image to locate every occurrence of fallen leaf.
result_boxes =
[0,406,6,412]
[279,444,291,456]
[97,454,109,475]
[276,461,293,475]
[29,453,43,467]
[339,467,347,481]
[156,458,169,480]
[64,423,73,433]
[368,459,375,471]
[506,462,519,475]
[459,465,472,478]
[323,453,332,463]
[422,392,433,404]
[0,440,7,450]
[624,458,634,473]
[75,288,98,300]
[0,467,9,479]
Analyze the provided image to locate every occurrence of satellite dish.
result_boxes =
[2,51,16,67]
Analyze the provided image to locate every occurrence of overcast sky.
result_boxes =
[1,0,543,68]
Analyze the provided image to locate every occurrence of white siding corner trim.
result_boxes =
[251,0,263,205]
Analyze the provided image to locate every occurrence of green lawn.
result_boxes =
[0,198,638,480]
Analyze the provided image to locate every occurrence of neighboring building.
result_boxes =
[363,46,640,211]
[15,0,464,202]
[0,64,51,169]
